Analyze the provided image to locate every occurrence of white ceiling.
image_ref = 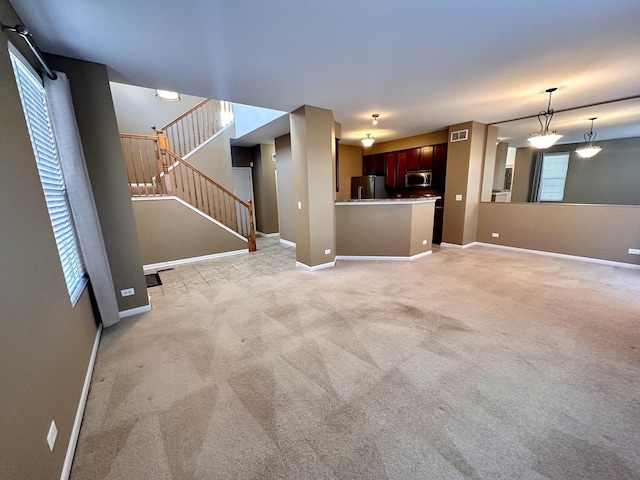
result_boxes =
[8,0,640,146]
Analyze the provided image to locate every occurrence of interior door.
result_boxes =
[232,167,256,229]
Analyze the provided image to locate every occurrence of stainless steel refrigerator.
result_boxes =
[350,175,388,199]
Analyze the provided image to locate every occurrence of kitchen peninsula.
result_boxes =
[335,197,439,260]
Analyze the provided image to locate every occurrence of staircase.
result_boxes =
[120,99,257,252]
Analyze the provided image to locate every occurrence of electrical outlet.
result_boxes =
[324,249,331,255]
[455,194,463,201]
[422,240,427,245]
[47,421,57,452]
[120,288,135,297]
[492,233,500,238]
[628,248,640,255]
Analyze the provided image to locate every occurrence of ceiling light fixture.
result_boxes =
[361,133,375,148]
[527,87,562,149]
[575,117,602,158]
[155,89,181,102]
[372,114,379,125]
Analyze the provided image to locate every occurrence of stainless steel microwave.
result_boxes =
[405,170,432,187]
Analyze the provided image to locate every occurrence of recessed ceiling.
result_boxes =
[8,0,640,145]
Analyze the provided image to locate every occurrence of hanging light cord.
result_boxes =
[536,88,556,135]
[584,118,597,144]
[1,21,57,80]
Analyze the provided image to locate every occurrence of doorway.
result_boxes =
[232,167,256,230]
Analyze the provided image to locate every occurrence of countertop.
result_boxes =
[336,196,440,206]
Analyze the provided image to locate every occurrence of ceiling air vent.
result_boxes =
[450,129,469,142]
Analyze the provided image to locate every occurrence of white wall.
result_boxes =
[233,102,287,139]
[110,82,205,134]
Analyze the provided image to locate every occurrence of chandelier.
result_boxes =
[527,88,563,149]
[575,117,602,158]
[361,133,375,148]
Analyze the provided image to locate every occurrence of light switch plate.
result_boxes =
[120,288,135,297]
[297,201,302,210]
[422,240,427,245]
[492,233,500,238]
[324,249,331,255]
[455,194,463,201]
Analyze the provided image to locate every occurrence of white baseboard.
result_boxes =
[473,242,640,270]
[257,231,280,238]
[410,250,433,260]
[336,250,432,262]
[280,239,296,248]
[440,242,477,249]
[60,324,102,480]
[119,299,152,319]
[143,249,248,273]
[296,260,336,271]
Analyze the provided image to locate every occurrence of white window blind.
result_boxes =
[10,48,86,303]
[539,152,570,202]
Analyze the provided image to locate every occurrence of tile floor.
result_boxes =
[147,236,296,299]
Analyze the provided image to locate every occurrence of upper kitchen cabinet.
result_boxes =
[363,155,374,175]
[432,143,448,190]
[362,153,385,176]
[396,151,407,188]
[362,142,447,190]
[419,146,434,170]
[407,148,420,171]
[385,152,398,189]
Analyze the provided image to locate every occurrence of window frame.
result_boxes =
[538,152,570,202]
[9,43,87,305]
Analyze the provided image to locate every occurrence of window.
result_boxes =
[9,46,86,303]
[539,152,570,202]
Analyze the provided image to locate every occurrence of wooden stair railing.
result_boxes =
[120,132,256,252]
[159,98,234,159]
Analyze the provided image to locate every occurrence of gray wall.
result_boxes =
[336,202,434,257]
[443,121,496,246]
[275,134,294,243]
[48,54,148,312]
[511,137,640,205]
[477,203,640,265]
[184,124,235,192]
[252,144,279,234]
[132,198,248,265]
[0,1,98,477]
[336,144,362,201]
[290,105,336,268]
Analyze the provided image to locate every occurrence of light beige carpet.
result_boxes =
[71,245,640,479]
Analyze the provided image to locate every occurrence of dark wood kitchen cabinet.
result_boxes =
[432,143,448,190]
[407,148,420,171]
[396,151,407,188]
[374,153,385,175]
[385,152,397,189]
[362,154,385,176]
[419,146,434,170]
[364,142,447,190]
[362,155,375,175]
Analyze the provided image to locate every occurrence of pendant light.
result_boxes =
[575,117,602,158]
[372,114,379,125]
[527,88,562,149]
[361,133,375,148]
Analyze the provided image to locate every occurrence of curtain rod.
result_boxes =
[1,21,57,80]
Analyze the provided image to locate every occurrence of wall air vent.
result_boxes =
[450,129,469,142]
